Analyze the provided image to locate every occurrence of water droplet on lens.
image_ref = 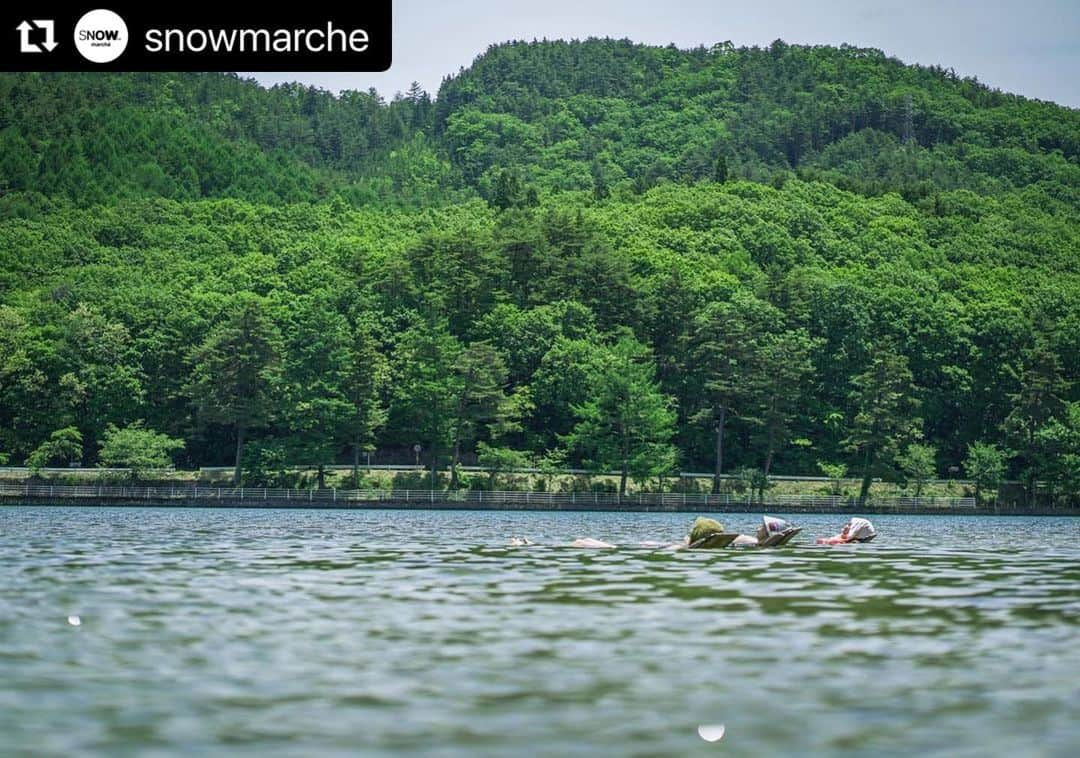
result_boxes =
[698,723,725,742]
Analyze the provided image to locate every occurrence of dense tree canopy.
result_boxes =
[0,39,1076,501]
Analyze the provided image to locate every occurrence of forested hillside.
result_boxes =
[1,40,1077,503]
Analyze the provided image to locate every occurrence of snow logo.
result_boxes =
[74,9,128,63]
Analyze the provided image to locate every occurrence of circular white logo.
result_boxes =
[73,9,128,63]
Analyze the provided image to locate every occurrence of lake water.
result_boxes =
[1,507,1078,756]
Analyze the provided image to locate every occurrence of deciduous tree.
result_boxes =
[188,295,282,486]
[565,337,677,496]
[846,346,922,504]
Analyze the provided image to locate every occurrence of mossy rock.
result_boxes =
[689,517,725,544]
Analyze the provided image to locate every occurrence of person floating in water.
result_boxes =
[569,537,618,548]
[569,517,733,550]
[512,516,801,550]
[816,517,877,545]
[730,516,802,548]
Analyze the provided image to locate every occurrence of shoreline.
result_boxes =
[4,496,1077,517]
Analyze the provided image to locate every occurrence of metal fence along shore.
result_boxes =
[0,464,999,486]
[0,482,980,511]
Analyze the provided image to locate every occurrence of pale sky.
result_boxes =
[242,0,1080,107]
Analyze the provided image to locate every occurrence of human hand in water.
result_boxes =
[817,525,851,545]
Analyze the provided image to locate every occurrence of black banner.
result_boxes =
[1,3,392,71]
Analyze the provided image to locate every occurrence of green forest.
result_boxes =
[0,39,1077,503]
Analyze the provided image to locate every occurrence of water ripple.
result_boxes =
[1,507,1078,756]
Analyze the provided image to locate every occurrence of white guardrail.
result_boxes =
[0,483,977,508]
[0,465,1000,486]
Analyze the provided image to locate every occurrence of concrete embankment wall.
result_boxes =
[4,494,1076,517]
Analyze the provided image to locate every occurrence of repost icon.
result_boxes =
[17,19,57,53]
